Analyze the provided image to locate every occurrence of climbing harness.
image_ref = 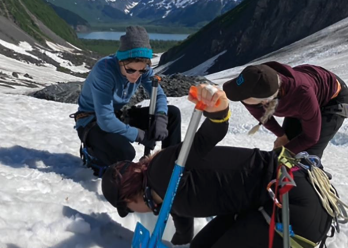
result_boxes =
[321,103,348,118]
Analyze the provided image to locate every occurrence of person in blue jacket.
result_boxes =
[73,26,181,176]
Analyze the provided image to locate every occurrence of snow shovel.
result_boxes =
[144,75,162,157]
[132,85,211,248]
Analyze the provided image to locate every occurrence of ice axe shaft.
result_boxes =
[132,86,213,248]
[144,75,161,157]
[280,166,292,248]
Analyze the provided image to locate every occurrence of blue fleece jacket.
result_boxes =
[75,55,168,142]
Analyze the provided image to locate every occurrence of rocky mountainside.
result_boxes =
[47,3,90,32]
[0,0,81,47]
[158,0,348,75]
[0,0,100,83]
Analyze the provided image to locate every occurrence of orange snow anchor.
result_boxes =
[189,85,220,110]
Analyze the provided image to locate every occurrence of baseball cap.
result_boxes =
[223,64,279,101]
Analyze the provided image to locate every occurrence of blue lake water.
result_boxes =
[77,31,189,41]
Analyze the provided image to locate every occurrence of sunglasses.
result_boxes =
[123,63,149,75]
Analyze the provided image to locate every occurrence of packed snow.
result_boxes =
[0,17,347,248]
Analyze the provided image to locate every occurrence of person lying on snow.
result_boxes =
[101,84,339,247]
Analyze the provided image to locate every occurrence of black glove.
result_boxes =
[149,114,168,141]
[136,129,156,150]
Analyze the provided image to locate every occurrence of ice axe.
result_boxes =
[144,75,162,157]
[132,85,218,248]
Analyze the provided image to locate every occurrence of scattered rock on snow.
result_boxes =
[30,73,216,107]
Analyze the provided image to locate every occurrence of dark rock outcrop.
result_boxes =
[159,0,348,75]
[31,82,83,104]
[30,74,214,106]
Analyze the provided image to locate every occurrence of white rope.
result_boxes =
[307,166,348,221]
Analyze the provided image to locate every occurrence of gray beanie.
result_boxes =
[116,26,153,61]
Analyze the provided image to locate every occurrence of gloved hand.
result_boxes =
[273,134,289,149]
[149,113,168,141]
[136,129,156,150]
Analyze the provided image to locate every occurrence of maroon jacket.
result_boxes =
[243,61,338,154]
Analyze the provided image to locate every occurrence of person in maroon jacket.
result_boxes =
[101,84,333,247]
[223,61,348,159]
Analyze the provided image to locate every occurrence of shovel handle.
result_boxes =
[189,86,220,110]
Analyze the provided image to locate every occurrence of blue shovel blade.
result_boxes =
[132,222,150,248]
[155,240,170,248]
[132,222,170,248]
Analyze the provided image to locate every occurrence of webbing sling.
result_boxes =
[259,207,317,248]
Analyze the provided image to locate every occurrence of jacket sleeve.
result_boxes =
[185,107,230,166]
[285,88,321,154]
[140,68,168,114]
[243,102,285,137]
[91,62,139,142]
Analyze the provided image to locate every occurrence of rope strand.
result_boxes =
[307,167,348,221]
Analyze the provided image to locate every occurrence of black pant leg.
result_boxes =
[282,117,302,140]
[127,106,152,130]
[307,78,348,158]
[162,105,181,148]
[285,113,344,158]
[80,105,181,165]
[306,114,345,158]
[128,105,182,148]
[208,211,283,248]
[190,215,236,248]
[282,81,348,158]
[83,125,136,165]
[170,213,194,245]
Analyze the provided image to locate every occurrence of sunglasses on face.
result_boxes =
[123,63,149,75]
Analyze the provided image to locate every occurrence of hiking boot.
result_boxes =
[90,164,108,178]
[80,147,109,178]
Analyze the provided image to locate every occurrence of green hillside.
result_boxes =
[0,0,82,46]
[45,0,131,25]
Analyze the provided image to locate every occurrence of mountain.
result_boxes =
[0,0,81,47]
[130,0,242,27]
[47,2,90,32]
[45,0,131,24]
[0,0,98,81]
[46,0,242,28]
[157,0,348,75]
